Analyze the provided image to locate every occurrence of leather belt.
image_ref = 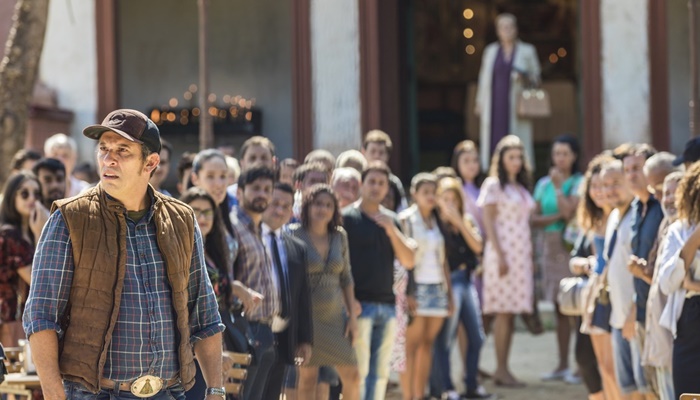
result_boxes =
[100,376,180,393]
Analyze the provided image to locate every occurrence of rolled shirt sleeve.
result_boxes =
[22,210,74,338]
[188,222,225,343]
[658,220,688,296]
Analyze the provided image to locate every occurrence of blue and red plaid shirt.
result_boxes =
[23,206,224,382]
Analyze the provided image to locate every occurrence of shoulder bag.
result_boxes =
[516,77,551,119]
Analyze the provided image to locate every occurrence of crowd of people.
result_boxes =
[2,106,700,400]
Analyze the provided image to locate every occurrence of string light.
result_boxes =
[549,53,559,63]
[463,28,474,39]
[465,45,476,55]
[557,47,567,58]
[463,8,474,19]
[150,84,258,126]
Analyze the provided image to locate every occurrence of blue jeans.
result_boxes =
[611,327,649,394]
[63,381,186,400]
[355,302,396,400]
[430,273,484,394]
[243,322,277,400]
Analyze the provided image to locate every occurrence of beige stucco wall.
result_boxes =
[310,0,362,154]
[38,0,97,162]
[600,0,651,148]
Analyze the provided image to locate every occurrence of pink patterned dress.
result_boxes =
[477,177,535,315]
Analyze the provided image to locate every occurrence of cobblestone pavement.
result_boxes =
[386,330,588,400]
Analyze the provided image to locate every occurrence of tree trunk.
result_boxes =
[0,0,50,186]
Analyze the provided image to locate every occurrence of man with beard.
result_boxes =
[342,161,416,400]
[229,165,278,400]
[32,158,67,208]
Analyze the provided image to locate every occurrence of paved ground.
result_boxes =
[387,329,588,400]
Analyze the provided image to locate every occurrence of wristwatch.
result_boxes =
[205,387,226,398]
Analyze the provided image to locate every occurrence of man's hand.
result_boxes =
[295,343,312,367]
[372,213,396,237]
[241,288,264,315]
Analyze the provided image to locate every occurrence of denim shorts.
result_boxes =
[415,283,449,317]
[283,365,340,388]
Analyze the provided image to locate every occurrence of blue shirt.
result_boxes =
[23,206,224,381]
[630,195,664,324]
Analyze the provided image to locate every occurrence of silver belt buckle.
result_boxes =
[130,375,163,398]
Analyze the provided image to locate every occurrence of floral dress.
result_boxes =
[477,177,535,315]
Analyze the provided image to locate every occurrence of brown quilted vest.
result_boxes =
[52,184,196,392]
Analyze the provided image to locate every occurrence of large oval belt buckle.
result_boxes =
[130,375,163,398]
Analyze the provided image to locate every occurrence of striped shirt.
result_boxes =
[23,207,224,382]
[230,208,278,321]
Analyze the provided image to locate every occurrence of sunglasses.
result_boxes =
[192,208,214,219]
[18,189,41,200]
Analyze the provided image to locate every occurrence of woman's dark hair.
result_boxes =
[180,187,230,287]
[489,135,532,190]
[192,149,227,176]
[451,140,486,187]
[552,134,581,174]
[301,184,342,232]
[576,154,615,231]
[384,177,402,213]
[0,171,42,244]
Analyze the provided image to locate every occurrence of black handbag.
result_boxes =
[220,305,257,365]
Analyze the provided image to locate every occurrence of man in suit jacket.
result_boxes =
[260,182,313,400]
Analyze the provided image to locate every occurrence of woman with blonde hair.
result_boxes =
[569,154,621,400]
[477,135,534,387]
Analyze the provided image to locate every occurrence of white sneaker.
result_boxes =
[442,390,461,400]
[540,368,570,381]
[564,371,582,385]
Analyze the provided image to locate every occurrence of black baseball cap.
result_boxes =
[672,137,700,166]
[83,109,161,154]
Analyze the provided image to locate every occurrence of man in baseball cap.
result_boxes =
[83,108,162,154]
[672,136,700,167]
[24,108,225,400]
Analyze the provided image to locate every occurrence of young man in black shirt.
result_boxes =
[342,161,415,400]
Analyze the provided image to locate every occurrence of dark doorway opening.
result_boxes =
[403,0,580,178]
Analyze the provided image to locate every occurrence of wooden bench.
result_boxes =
[223,351,252,398]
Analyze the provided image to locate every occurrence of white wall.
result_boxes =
[310,0,362,154]
[600,0,650,148]
[39,0,97,163]
[667,0,691,154]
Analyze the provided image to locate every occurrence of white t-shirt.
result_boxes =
[604,207,635,329]
[400,206,445,284]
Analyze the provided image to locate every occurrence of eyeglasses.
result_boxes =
[192,208,214,219]
[18,189,41,200]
